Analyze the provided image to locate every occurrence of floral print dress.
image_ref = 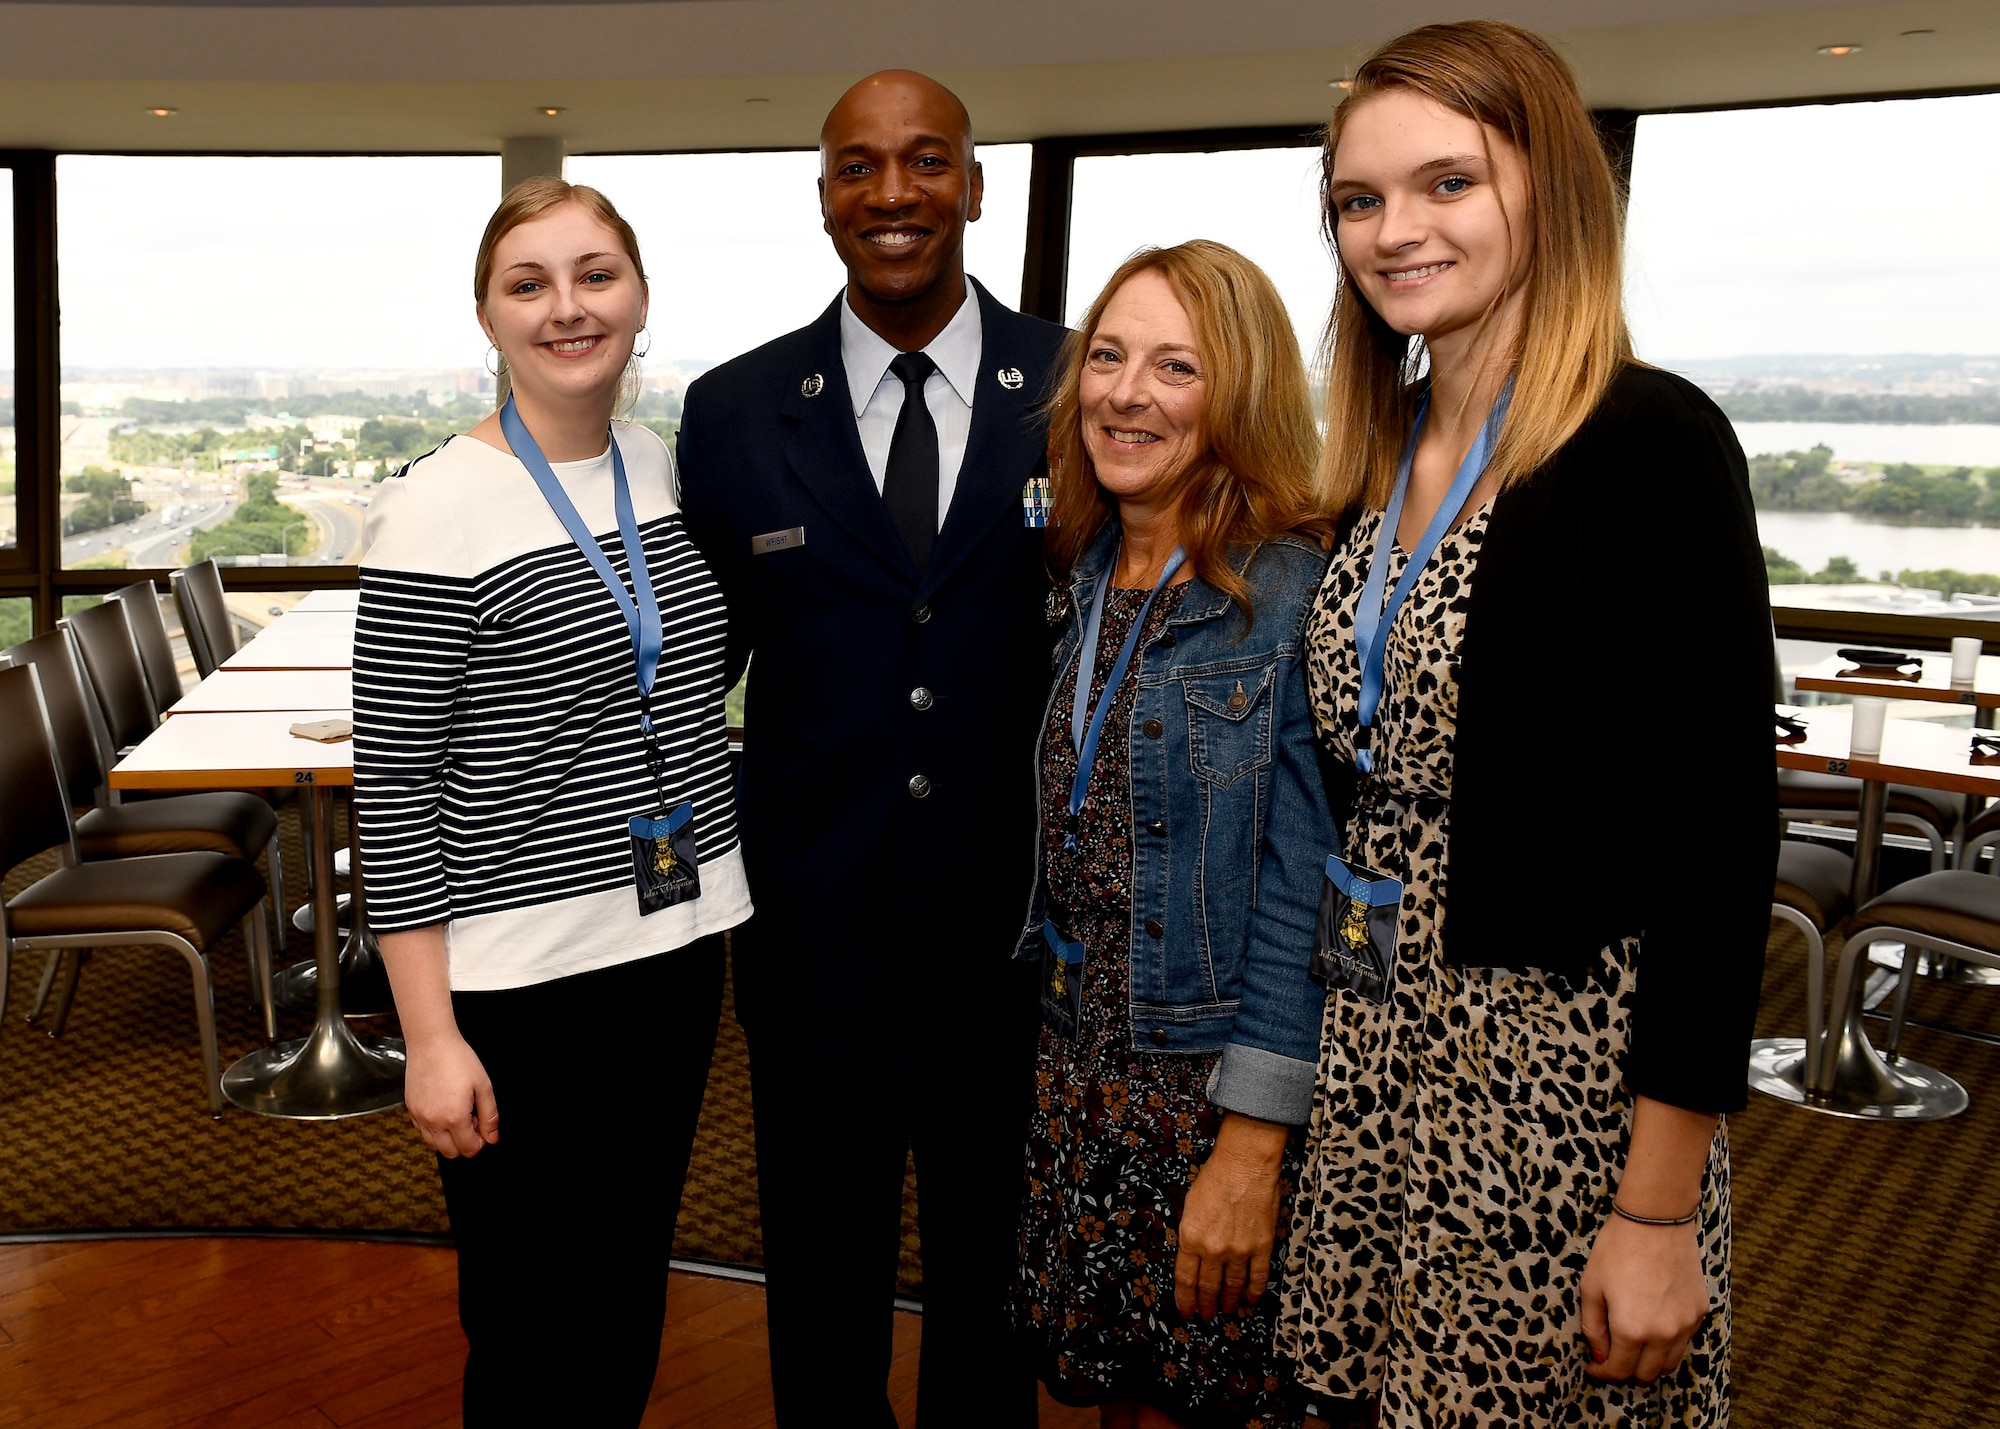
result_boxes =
[1012,583,1306,1429]
[1274,505,1732,1428]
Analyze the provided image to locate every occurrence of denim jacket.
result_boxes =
[1016,525,1336,1124]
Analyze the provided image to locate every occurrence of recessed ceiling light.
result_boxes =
[1817,43,1863,56]
[146,106,177,118]
[744,97,771,104]
[1900,29,1936,37]
[538,106,564,117]
[1328,78,1352,90]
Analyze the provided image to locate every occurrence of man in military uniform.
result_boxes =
[675,69,1063,1428]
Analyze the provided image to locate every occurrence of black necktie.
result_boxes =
[882,350,939,575]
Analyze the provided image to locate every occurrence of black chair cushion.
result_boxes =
[75,792,278,862]
[6,852,266,950]
[1778,768,1960,828]
[1851,870,2000,957]
[1774,841,1855,931]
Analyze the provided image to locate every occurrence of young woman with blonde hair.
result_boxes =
[1277,21,1772,1427]
[1011,239,1335,1429]
[354,177,750,1424]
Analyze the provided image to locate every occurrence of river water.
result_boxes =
[1725,421,2000,577]
[1730,421,2000,468]
[1753,510,2000,578]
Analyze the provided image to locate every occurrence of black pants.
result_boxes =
[438,936,726,1427]
[736,917,1041,1429]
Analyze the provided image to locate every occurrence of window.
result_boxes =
[1624,95,2000,623]
[56,155,501,571]
[0,596,26,648]
[1064,146,1331,356]
[1,169,14,551]
[566,143,1031,406]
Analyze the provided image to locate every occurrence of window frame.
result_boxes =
[5,88,1996,648]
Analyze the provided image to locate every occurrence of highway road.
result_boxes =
[64,497,236,568]
[58,473,370,568]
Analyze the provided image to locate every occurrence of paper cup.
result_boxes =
[1850,697,1888,758]
[1951,637,1982,685]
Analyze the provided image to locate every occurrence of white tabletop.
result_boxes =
[221,613,355,672]
[292,588,361,613]
[167,669,353,715]
[112,710,354,790]
[1775,704,2000,799]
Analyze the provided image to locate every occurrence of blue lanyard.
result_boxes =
[500,395,663,734]
[1066,545,1185,845]
[1352,381,1512,774]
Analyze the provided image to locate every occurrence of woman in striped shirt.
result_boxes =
[354,178,751,1426]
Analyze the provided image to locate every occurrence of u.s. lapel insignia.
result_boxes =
[997,366,1024,390]
[801,373,825,398]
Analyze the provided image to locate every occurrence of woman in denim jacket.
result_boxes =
[1009,240,1337,1429]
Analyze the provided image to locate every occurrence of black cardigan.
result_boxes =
[1327,365,1777,1114]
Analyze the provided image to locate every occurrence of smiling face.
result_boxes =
[819,71,983,311]
[1078,268,1208,517]
[476,200,648,413]
[1327,89,1533,357]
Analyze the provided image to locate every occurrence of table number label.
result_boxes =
[294,771,316,784]
[1824,759,1849,775]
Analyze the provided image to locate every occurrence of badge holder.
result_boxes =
[1039,919,1086,1038]
[1311,854,1402,1002]
[629,716,702,916]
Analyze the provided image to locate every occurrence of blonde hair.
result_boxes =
[1318,20,1633,514]
[1045,240,1329,616]
[474,176,649,418]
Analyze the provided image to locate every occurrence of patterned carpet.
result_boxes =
[3,807,1999,1425]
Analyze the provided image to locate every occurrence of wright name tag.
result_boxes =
[752,526,805,556]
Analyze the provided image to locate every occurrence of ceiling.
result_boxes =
[0,0,1991,153]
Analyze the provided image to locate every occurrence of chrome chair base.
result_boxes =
[1868,944,2000,987]
[1809,1013,1968,1120]
[221,1018,406,1120]
[1746,1038,1815,1105]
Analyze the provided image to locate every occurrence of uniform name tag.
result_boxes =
[752,526,805,555]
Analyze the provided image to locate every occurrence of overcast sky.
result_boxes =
[18,88,1999,379]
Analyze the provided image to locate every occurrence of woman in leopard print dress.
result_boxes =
[1276,21,1773,1428]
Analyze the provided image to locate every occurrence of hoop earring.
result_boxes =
[633,328,652,360]
[484,344,504,377]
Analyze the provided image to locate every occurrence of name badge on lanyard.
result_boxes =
[1062,544,1185,853]
[1314,380,1511,1001]
[500,396,702,916]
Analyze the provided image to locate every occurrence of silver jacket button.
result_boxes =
[910,686,934,711]
[908,774,932,799]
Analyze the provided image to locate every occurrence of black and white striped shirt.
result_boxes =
[353,424,749,991]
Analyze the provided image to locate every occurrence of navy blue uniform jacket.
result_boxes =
[676,280,1068,977]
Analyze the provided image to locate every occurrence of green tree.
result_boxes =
[1896,568,2000,600]
[188,472,313,563]
[1763,546,1808,584]
[1747,446,1847,512]
[61,465,149,535]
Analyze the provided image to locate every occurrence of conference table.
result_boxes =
[111,609,401,1121]
[291,588,360,614]
[1794,652,2000,729]
[221,612,356,672]
[1751,703,2000,1120]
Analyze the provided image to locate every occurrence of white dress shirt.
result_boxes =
[840,287,983,528]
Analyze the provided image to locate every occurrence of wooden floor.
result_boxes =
[0,1237,1100,1428]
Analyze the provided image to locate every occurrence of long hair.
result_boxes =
[1044,240,1328,615]
[473,176,649,418]
[1318,20,1633,514]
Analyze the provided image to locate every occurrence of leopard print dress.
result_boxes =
[1274,504,1732,1428]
